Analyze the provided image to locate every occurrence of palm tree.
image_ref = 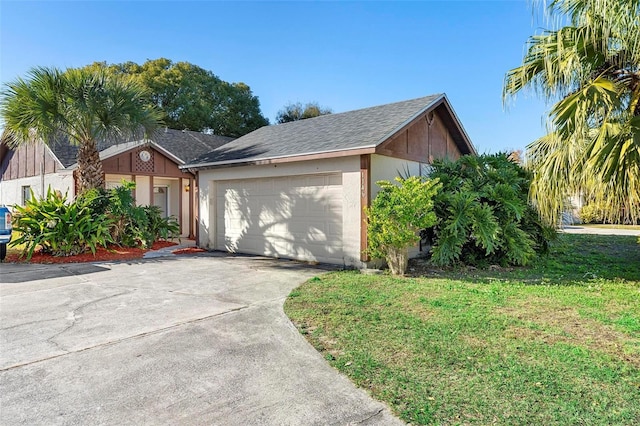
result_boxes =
[1,66,163,192]
[504,0,640,225]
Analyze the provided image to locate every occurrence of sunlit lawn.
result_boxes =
[285,234,640,425]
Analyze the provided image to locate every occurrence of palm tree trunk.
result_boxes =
[76,138,105,193]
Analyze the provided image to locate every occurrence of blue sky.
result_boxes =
[1,1,552,154]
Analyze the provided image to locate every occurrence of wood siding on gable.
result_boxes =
[1,142,62,181]
[102,147,191,179]
[376,109,464,163]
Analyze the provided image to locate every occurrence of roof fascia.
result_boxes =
[438,95,477,155]
[43,142,66,169]
[180,146,376,171]
[375,95,476,156]
[67,138,185,170]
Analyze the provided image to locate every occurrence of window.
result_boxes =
[21,186,31,206]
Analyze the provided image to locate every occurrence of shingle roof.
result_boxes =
[48,129,234,167]
[183,94,471,169]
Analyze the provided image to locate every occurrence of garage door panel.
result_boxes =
[215,174,343,264]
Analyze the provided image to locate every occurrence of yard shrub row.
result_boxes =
[11,181,179,259]
[367,153,555,271]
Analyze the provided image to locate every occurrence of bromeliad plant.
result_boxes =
[366,176,441,275]
[10,188,113,259]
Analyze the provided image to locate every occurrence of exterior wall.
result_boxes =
[134,176,152,206]
[102,147,185,178]
[105,174,134,189]
[370,155,421,197]
[1,142,62,182]
[0,172,74,207]
[180,177,191,237]
[370,155,427,260]
[376,109,465,163]
[197,156,363,267]
[153,178,180,217]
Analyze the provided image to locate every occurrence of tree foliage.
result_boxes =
[367,176,441,275]
[504,0,640,225]
[1,66,163,192]
[275,101,332,123]
[89,58,269,137]
[427,153,555,267]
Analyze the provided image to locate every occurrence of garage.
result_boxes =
[185,95,476,267]
[214,173,344,264]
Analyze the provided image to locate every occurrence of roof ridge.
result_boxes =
[271,94,443,128]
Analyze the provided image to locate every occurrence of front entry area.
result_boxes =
[153,186,169,217]
[214,173,344,264]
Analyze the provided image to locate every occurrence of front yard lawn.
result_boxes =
[284,234,640,425]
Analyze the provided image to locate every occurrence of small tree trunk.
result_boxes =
[386,246,409,276]
[76,138,105,193]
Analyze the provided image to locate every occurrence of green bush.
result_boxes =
[10,188,112,259]
[143,205,180,243]
[427,153,555,267]
[579,203,605,224]
[366,176,441,275]
[81,180,180,248]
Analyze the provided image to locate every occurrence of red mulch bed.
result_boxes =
[5,241,179,264]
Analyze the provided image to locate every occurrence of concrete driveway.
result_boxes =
[0,254,403,425]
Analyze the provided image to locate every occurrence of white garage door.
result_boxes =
[215,174,344,264]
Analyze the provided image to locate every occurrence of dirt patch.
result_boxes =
[499,303,640,367]
[4,241,178,264]
[172,247,206,255]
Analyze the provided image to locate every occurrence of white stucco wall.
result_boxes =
[0,172,75,208]
[370,154,428,260]
[134,176,151,206]
[105,174,134,189]
[197,156,363,267]
[181,178,190,237]
[370,154,421,197]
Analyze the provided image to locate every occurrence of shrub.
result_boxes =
[10,188,112,259]
[143,205,180,243]
[366,176,441,275]
[427,153,555,267]
[81,180,180,248]
[579,203,605,224]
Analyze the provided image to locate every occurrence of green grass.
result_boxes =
[284,234,640,425]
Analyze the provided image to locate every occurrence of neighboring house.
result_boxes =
[182,94,476,267]
[0,129,234,238]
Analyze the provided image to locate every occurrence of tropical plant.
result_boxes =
[504,0,640,225]
[144,205,180,242]
[0,66,163,192]
[366,176,441,275]
[427,153,555,267]
[82,180,180,248]
[10,188,113,259]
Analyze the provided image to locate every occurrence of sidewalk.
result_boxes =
[143,238,198,259]
[560,225,640,236]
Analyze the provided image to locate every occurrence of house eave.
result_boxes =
[180,146,377,171]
